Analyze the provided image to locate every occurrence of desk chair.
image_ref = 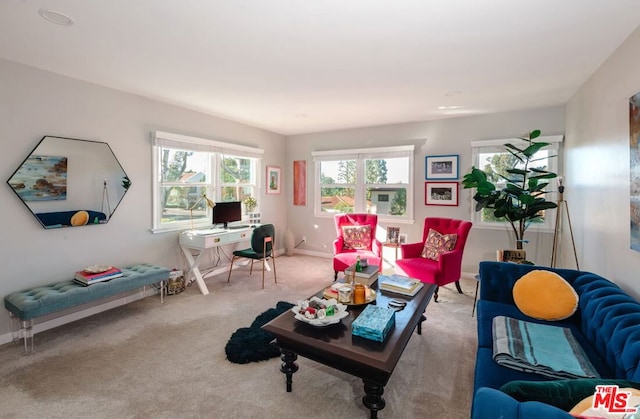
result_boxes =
[227,224,277,289]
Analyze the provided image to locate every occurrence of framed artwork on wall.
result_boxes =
[425,154,459,180]
[266,166,281,194]
[425,182,459,206]
[293,160,306,205]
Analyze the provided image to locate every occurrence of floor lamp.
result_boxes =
[551,178,579,269]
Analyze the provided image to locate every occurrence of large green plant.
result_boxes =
[462,129,558,250]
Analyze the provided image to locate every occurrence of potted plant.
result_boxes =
[462,129,558,253]
[243,196,258,213]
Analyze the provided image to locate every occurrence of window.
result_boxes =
[470,135,563,231]
[152,131,263,232]
[312,145,414,222]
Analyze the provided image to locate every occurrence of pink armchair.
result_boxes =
[333,214,382,280]
[395,217,472,302]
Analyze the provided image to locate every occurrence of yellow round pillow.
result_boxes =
[70,210,89,226]
[513,270,578,321]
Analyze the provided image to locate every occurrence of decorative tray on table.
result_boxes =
[291,297,349,327]
[323,283,377,306]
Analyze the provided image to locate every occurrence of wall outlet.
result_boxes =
[302,236,307,242]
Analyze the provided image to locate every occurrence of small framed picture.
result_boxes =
[386,227,400,244]
[266,166,281,194]
[425,182,459,206]
[399,233,408,244]
[425,154,459,180]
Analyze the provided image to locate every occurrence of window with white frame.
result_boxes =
[469,135,563,231]
[151,131,263,232]
[312,145,414,222]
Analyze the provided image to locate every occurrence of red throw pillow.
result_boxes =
[342,225,372,250]
[421,228,457,261]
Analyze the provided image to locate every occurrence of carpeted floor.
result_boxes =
[0,254,478,419]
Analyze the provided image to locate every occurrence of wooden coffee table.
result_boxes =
[262,280,436,418]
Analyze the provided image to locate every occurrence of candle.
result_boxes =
[354,284,366,304]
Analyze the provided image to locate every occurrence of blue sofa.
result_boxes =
[471,261,640,418]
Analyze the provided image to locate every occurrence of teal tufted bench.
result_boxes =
[4,263,170,352]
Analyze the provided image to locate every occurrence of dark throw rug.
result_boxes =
[225,301,294,364]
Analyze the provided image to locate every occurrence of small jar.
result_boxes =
[353,284,366,305]
[338,286,352,304]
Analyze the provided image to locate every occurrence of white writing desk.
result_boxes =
[179,227,254,295]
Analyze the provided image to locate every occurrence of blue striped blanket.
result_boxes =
[492,316,599,379]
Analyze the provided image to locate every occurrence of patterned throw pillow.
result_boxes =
[421,228,457,261]
[342,225,372,250]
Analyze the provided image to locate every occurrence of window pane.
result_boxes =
[313,147,413,221]
[320,187,354,213]
[152,133,261,232]
[161,148,209,183]
[478,150,551,183]
[220,186,254,202]
[160,185,209,224]
[367,187,407,216]
[365,158,409,184]
[320,160,356,184]
[476,148,554,225]
[221,156,253,184]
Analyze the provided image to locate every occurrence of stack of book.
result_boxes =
[378,274,424,297]
[74,267,123,285]
[344,263,379,285]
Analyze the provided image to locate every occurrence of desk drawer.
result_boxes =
[226,230,251,242]
[179,233,228,249]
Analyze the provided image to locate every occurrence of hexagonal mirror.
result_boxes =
[7,135,131,229]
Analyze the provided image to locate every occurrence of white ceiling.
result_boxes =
[2,1,640,135]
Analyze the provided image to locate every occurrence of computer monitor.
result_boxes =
[212,201,242,229]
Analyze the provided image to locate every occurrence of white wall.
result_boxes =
[565,25,640,299]
[0,59,286,337]
[285,107,565,275]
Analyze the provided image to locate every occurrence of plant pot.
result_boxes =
[497,249,527,263]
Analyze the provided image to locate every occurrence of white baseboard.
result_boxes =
[461,271,479,280]
[292,248,332,258]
